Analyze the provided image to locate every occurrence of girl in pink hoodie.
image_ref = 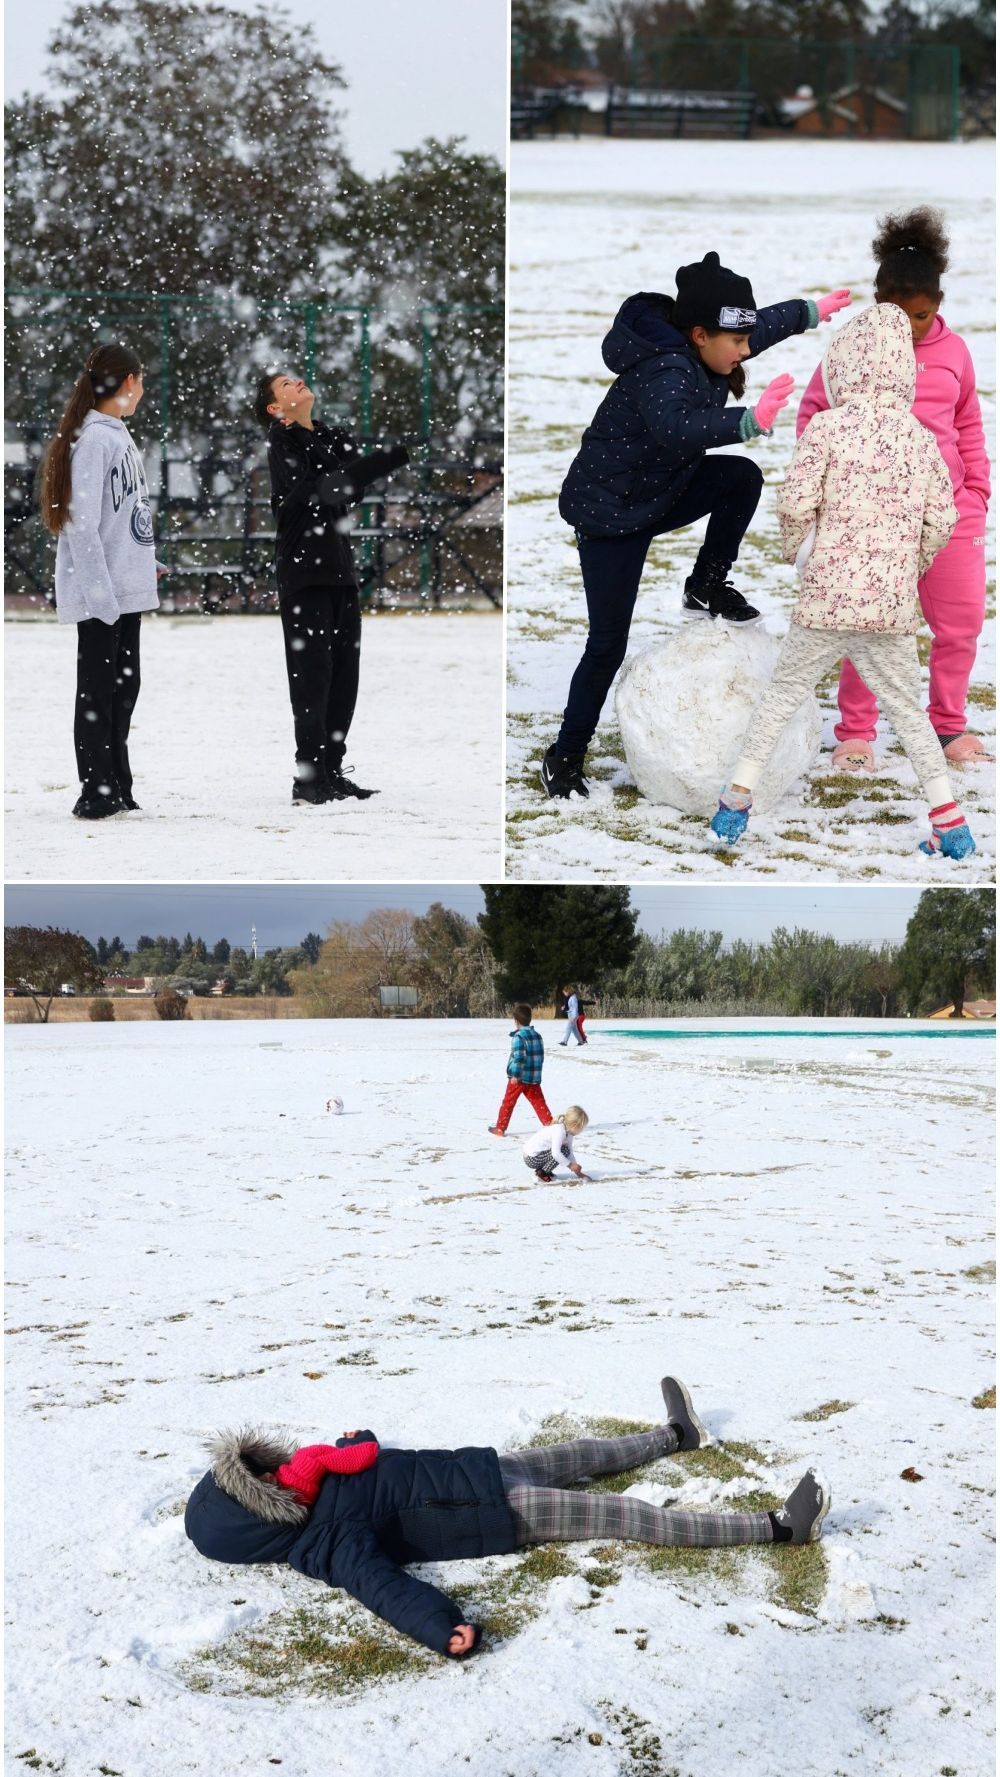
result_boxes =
[797,207,991,767]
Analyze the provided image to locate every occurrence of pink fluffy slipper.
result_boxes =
[832,739,877,772]
[942,733,990,764]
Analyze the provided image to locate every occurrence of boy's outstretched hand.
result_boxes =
[447,1624,478,1656]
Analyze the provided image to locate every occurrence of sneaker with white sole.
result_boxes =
[772,1468,831,1544]
[660,1376,712,1450]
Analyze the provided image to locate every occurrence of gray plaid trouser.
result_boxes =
[498,1427,773,1549]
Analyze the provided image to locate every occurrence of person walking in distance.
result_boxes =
[560,985,585,1046]
[254,371,409,805]
[41,344,165,819]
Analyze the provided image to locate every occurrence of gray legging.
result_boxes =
[498,1426,773,1549]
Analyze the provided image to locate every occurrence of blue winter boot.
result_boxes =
[710,788,753,845]
[919,821,976,860]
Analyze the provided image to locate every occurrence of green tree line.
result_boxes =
[6,890,994,1022]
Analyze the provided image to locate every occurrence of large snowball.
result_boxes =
[615,624,823,815]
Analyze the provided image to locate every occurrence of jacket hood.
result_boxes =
[821,302,915,411]
[602,293,690,376]
[209,1426,309,1526]
[79,409,128,433]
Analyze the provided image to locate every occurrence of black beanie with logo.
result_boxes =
[673,251,758,331]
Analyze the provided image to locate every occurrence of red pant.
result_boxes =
[495,1079,551,1133]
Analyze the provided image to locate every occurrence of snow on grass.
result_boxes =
[506,140,996,881]
[6,1017,994,1776]
[4,611,502,881]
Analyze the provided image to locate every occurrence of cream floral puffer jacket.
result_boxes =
[777,301,957,633]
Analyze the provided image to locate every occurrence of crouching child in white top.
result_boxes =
[523,1107,590,1181]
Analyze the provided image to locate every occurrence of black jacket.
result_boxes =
[558,292,811,538]
[267,421,409,595]
[185,1430,517,1657]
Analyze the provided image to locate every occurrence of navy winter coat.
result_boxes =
[185,1433,517,1658]
[558,292,813,538]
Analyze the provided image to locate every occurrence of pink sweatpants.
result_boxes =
[835,500,988,742]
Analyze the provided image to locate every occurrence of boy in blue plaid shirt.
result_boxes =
[489,1003,553,1136]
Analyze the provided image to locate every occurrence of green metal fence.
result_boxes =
[4,289,504,609]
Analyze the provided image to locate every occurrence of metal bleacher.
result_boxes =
[605,86,757,138]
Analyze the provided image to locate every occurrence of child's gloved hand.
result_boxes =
[753,374,796,432]
[815,288,852,322]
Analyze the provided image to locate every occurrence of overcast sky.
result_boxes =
[4,0,508,175]
[4,885,926,952]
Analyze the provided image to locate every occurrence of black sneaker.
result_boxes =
[72,789,125,820]
[327,767,378,800]
[117,789,140,811]
[660,1376,711,1450]
[772,1469,831,1544]
[292,778,332,807]
[540,746,590,800]
[682,561,761,625]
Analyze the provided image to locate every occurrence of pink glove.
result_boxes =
[753,373,795,432]
[816,288,852,323]
[275,1440,380,1504]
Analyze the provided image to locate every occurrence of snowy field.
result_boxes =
[506,141,996,882]
[6,1017,995,1777]
[4,611,503,881]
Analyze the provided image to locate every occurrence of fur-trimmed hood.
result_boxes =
[209,1427,309,1526]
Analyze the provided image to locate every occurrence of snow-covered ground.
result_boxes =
[6,1017,995,1777]
[506,141,996,881]
[4,612,503,880]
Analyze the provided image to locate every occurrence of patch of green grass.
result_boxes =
[797,1400,856,1422]
[185,1599,434,1698]
[962,1261,995,1281]
[804,773,870,809]
[779,828,813,843]
[869,810,910,826]
[972,1384,995,1410]
[598,1702,679,1777]
[966,683,995,709]
[613,785,642,811]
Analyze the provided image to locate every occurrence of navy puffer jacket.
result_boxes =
[185,1430,517,1657]
[559,292,812,538]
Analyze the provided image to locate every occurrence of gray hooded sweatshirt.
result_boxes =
[54,410,161,625]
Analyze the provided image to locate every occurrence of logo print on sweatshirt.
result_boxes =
[130,499,155,546]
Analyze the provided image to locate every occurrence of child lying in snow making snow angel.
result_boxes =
[185,1378,831,1660]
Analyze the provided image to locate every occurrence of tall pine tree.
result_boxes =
[479,885,638,1004]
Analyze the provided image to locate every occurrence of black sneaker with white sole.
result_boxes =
[660,1376,711,1450]
[540,746,590,800]
[292,778,332,806]
[327,767,378,800]
[772,1468,831,1544]
[682,559,761,625]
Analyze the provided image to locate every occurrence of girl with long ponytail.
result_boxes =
[797,206,991,769]
[41,343,163,819]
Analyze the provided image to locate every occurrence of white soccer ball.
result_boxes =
[615,624,823,816]
[326,1096,344,1114]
